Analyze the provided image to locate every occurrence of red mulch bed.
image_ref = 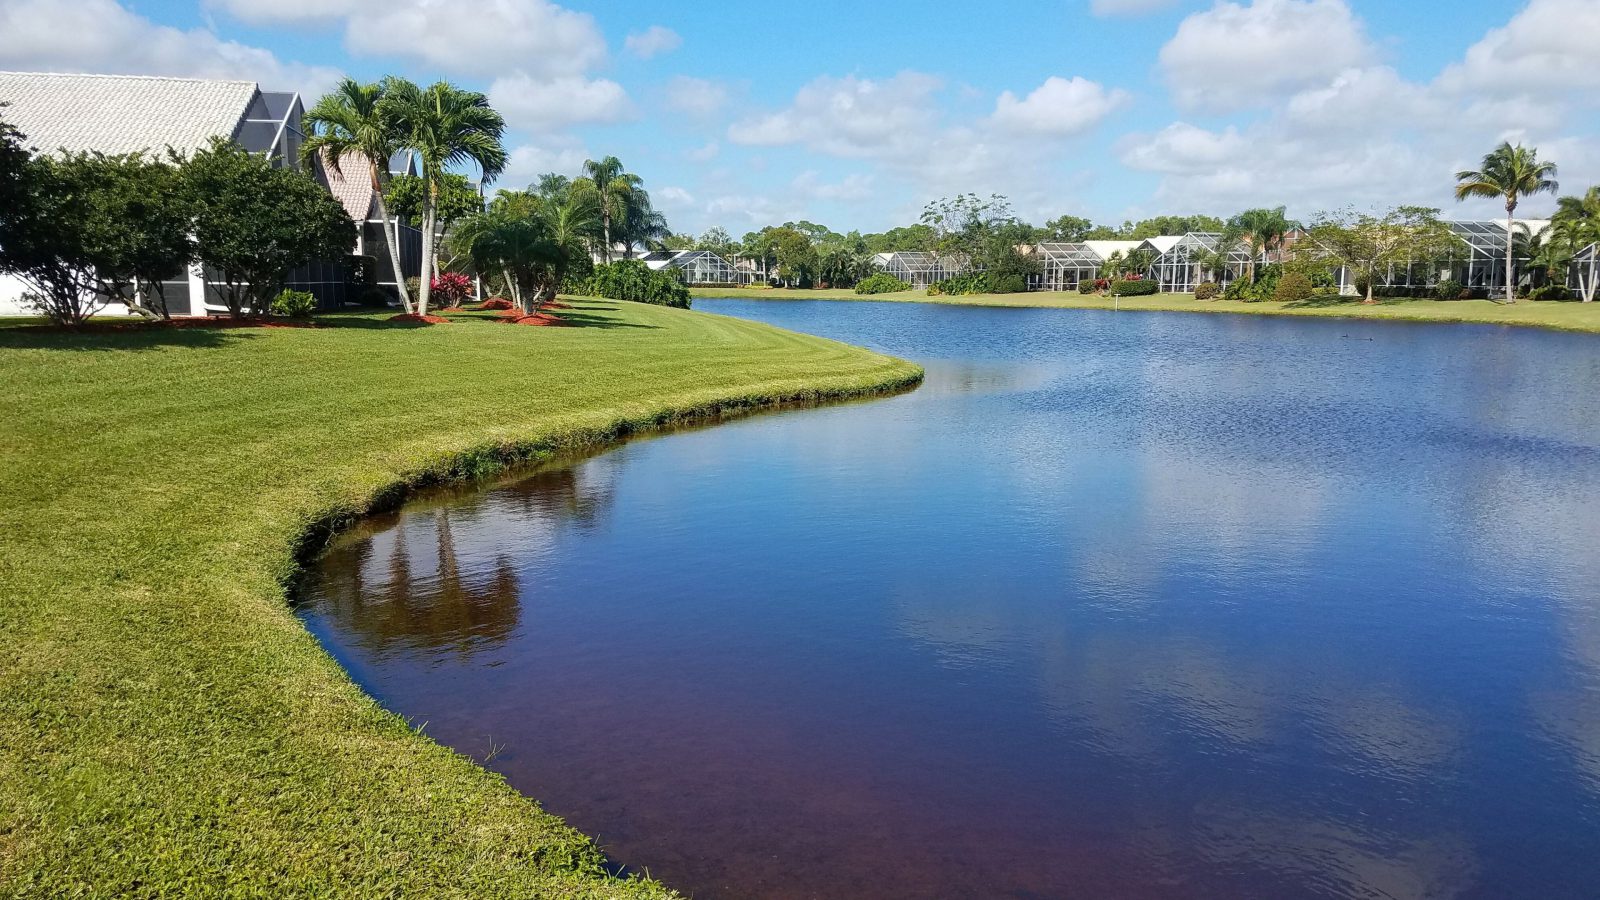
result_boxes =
[479,298,515,310]
[499,312,569,327]
[389,313,452,325]
[437,306,469,314]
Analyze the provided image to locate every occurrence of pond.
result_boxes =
[298,300,1600,899]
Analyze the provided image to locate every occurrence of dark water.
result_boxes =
[299,301,1600,899]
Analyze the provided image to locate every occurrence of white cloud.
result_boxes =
[728,72,944,158]
[1283,66,1439,133]
[488,74,632,129]
[349,0,605,79]
[1091,0,1181,15]
[1437,0,1600,99]
[499,138,591,189]
[991,76,1128,136]
[624,25,681,59]
[656,185,694,205]
[0,0,341,97]
[792,170,875,202]
[1118,122,1247,174]
[1158,0,1374,112]
[686,141,720,162]
[663,76,729,118]
[206,0,363,24]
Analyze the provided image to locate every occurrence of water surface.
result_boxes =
[300,301,1600,899]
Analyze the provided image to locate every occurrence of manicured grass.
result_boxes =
[0,299,921,897]
[692,285,1600,333]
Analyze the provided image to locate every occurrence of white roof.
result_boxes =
[1140,236,1182,255]
[1083,240,1144,260]
[0,71,258,157]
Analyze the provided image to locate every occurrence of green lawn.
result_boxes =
[0,299,921,897]
[692,286,1600,333]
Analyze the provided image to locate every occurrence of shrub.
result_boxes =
[1110,278,1158,296]
[855,272,912,295]
[1077,279,1096,294]
[270,288,316,318]
[1434,279,1466,301]
[1272,271,1315,303]
[1529,283,1573,302]
[404,276,422,299]
[430,272,472,307]
[991,273,1028,294]
[1194,281,1220,301]
[581,260,691,308]
[930,273,989,295]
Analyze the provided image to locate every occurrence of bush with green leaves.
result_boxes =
[1529,283,1573,302]
[582,259,691,308]
[1110,278,1158,296]
[1272,271,1316,303]
[1077,279,1097,294]
[1434,279,1466,300]
[990,273,1028,294]
[1194,281,1220,300]
[930,273,988,296]
[270,289,317,318]
[855,272,912,295]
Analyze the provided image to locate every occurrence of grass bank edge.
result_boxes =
[0,299,921,897]
[691,286,1600,334]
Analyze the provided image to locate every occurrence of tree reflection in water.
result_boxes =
[304,463,617,662]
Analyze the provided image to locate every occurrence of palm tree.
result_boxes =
[301,78,414,313]
[1225,207,1294,284]
[1455,142,1558,303]
[575,156,641,263]
[381,79,507,317]
[1553,187,1600,302]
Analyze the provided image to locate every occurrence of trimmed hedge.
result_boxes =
[1110,278,1158,296]
[581,260,691,308]
[1194,281,1220,301]
[1272,271,1315,303]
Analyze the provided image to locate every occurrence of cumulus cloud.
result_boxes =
[686,141,720,162]
[663,76,729,118]
[489,74,633,129]
[991,76,1127,136]
[728,72,944,157]
[349,0,605,79]
[1091,0,1181,15]
[206,0,363,24]
[1436,0,1600,99]
[624,25,681,59]
[1158,0,1373,112]
[0,0,341,97]
[498,137,592,190]
[792,170,875,202]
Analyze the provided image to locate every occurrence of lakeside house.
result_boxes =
[638,249,740,285]
[0,70,422,316]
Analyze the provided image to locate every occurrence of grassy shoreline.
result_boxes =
[692,286,1600,334]
[0,299,921,897]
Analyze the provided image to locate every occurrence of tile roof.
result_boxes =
[318,150,377,222]
[0,71,258,157]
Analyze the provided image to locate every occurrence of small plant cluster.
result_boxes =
[1194,281,1221,300]
[270,289,317,318]
[429,272,472,307]
[855,272,912,295]
[580,260,691,308]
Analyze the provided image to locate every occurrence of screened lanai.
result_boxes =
[1570,242,1599,302]
[667,250,738,285]
[1147,233,1251,292]
[872,252,966,288]
[1033,243,1103,291]
[1443,220,1549,293]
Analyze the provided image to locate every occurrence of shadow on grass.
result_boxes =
[547,310,658,329]
[0,324,255,352]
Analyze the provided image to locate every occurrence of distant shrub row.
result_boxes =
[579,260,691,308]
[1110,278,1158,297]
[855,272,911,294]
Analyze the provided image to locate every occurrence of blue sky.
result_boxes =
[2,0,1596,237]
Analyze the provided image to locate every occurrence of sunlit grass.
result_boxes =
[0,299,920,896]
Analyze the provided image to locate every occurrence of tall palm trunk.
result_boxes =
[371,183,414,314]
[417,191,437,316]
[1504,199,1517,304]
